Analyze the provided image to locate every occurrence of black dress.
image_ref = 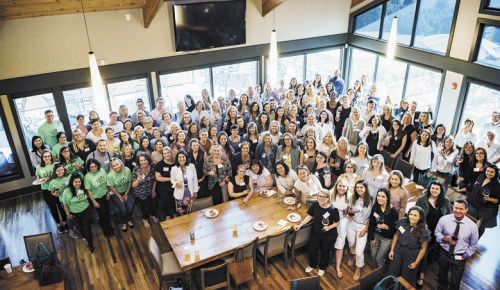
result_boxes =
[366,130,380,156]
[228,176,250,200]
[401,124,416,160]
[155,160,176,218]
[386,132,403,155]
[335,105,351,141]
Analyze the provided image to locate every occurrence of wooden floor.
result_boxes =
[0,193,498,290]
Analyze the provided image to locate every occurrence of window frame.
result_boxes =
[479,0,500,16]
[106,74,154,113]
[453,78,500,134]
[211,58,260,99]
[0,104,24,183]
[157,65,214,105]
[469,18,500,68]
[350,0,461,56]
[8,89,58,177]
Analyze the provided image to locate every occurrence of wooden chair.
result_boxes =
[394,158,414,180]
[227,237,259,287]
[380,150,399,169]
[398,276,416,290]
[289,276,321,290]
[359,267,384,289]
[189,196,213,213]
[148,237,183,290]
[257,229,291,276]
[195,259,230,290]
[288,221,313,267]
[23,232,56,260]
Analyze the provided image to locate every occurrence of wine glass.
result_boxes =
[376,214,385,232]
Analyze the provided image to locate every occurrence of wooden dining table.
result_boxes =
[160,192,308,272]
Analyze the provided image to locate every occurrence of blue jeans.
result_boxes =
[109,194,135,224]
[370,233,392,268]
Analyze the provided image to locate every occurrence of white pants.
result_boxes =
[334,217,349,249]
[346,220,368,268]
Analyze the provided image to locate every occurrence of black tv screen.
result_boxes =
[173,0,246,52]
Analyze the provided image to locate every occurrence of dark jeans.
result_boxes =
[42,190,67,224]
[412,168,427,184]
[307,235,334,270]
[438,247,466,290]
[93,196,113,235]
[137,196,158,220]
[72,207,93,248]
[209,186,223,205]
[109,194,134,224]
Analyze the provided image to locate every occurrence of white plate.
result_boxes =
[32,178,47,185]
[283,196,296,205]
[259,190,276,198]
[287,213,301,223]
[204,208,219,218]
[253,221,268,232]
[22,262,34,273]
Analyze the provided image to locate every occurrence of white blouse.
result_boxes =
[276,169,299,194]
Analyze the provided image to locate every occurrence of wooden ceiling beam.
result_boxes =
[142,0,160,28]
[351,0,367,8]
[261,0,286,17]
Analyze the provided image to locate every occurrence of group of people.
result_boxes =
[29,70,498,289]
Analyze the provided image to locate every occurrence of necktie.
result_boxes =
[449,221,461,254]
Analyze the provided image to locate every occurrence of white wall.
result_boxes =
[0,0,350,80]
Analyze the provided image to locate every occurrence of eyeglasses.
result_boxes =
[318,195,328,199]
[475,152,485,155]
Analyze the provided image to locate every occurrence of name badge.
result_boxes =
[454,255,464,261]
[373,212,380,219]
[398,226,405,234]
[217,164,223,168]
[132,162,137,167]
[238,143,242,147]
[104,160,110,165]
[163,167,169,172]
[323,212,331,219]
[238,182,246,186]
[84,147,90,152]
[473,168,480,172]
[315,172,319,177]
[262,153,266,158]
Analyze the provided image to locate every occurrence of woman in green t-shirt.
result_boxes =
[84,158,114,236]
[63,173,99,253]
[59,146,85,176]
[36,149,68,234]
[51,132,68,162]
[107,158,134,232]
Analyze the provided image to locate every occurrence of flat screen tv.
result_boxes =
[173,0,246,52]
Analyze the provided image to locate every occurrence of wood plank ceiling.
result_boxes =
[0,0,285,27]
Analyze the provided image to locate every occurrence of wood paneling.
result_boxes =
[261,0,286,17]
[0,0,145,21]
[351,0,368,8]
[0,192,498,289]
[142,0,161,28]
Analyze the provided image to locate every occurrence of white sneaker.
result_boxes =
[318,269,325,277]
[305,266,314,273]
[150,216,159,223]
[69,230,80,239]
[142,219,150,228]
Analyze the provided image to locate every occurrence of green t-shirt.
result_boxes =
[84,169,109,199]
[48,175,70,202]
[35,163,54,190]
[51,143,68,160]
[62,157,84,176]
[62,188,90,214]
[37,121,64,148]
[107,167,132,194]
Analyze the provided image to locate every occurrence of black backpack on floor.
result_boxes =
[30,242,64,286]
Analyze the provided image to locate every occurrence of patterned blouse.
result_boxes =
[204,157,232,190]
[132,165,156,200]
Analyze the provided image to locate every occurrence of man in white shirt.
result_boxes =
[150,97,166,126]
[481,111,499,139]
[478,130,500,166]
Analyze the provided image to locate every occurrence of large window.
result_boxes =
[159,68,211,110]
[107,78,150,113]
[413,0,457,54]
[354,4,383,38]
[381,0,417,45]
[404,65,442,111]
[63,87,107,126]
[460,83,500,135]
[275,55,305,84]
[375,57,407,104]
[0,109,21,180]
[475,24,500,69]
[14,93,58,150]
[305,49,342,84]
[212,61,257,99]
[349,48,377,87]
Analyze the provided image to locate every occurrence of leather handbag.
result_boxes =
[228,246,254,285]
[31,242,64,286]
